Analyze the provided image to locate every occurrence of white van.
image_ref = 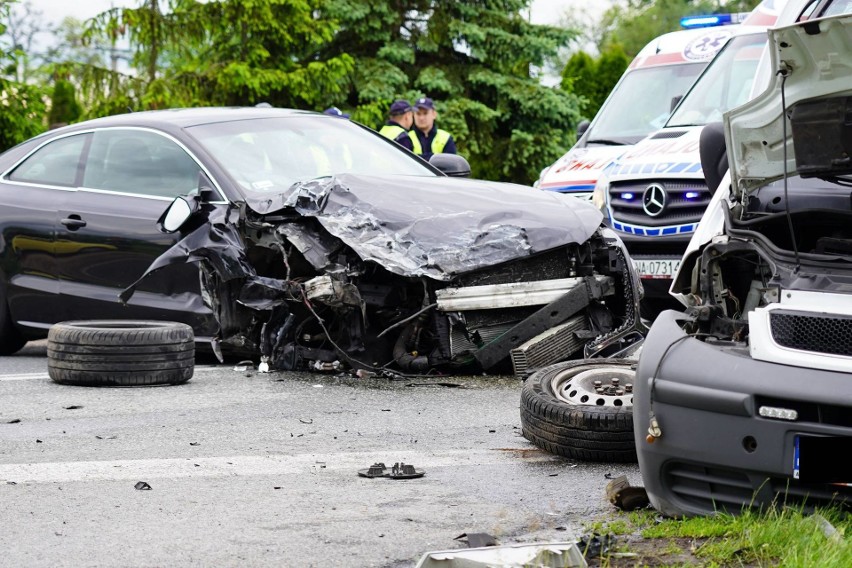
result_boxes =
[591,23,778,314]
[634,0,852,518]
[534,1,780,200]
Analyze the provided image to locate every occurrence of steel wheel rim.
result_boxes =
[551,366,635,407]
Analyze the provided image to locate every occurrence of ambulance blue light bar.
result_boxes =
[680,12,749,29]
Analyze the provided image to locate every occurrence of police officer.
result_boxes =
[410,97,456,161]
[379,100,416,151]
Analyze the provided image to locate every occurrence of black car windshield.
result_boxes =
[667,32,768,128]
[587,62,707,144]
[188,116,438,194]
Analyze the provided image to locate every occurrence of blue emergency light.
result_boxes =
[680,12,749,29]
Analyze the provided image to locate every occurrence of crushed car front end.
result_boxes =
[127,170,644,377]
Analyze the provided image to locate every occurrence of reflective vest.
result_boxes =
[379,124,406,140]
[380,124,421,154]
[410,128,450,155]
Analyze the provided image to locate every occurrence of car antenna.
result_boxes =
[777,59,801,273]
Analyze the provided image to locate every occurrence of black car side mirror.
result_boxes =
[576,120,590,138]
[429,153,471,177]
[699,122,728,193]
[158,196,198,233]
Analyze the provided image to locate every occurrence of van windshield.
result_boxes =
[667,32,769,128]
[587,62,706,144]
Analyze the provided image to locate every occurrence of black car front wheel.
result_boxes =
[48,320,194,386]
[520,359,637,463]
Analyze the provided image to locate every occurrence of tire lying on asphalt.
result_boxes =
[48,320,194,386]
[520,359,637,463]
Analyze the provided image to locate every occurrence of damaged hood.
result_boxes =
[245,173,603,280]
[726,13,852,196]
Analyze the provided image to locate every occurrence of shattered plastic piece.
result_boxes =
[134,481,152,490]
[233,360,255,372]
[454,533,499,548]
[576,533,616,560]
[358,462,388,478]
[605,475,650,511]
[63,405,83,410]
[812,514,843,542]
[6,419,21,424]
[415,542,587,568]
[389,462,425,479]
[357,462,426,479]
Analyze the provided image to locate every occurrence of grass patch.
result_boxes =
[586,505,852,567]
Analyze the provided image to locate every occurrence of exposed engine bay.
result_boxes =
[123,174,644,375]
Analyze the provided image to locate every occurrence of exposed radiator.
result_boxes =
[510,314,587,378]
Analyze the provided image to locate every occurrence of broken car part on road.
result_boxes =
[47,320,194,386]
[520,359,638,463]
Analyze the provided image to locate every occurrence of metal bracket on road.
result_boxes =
[358,462,425,479]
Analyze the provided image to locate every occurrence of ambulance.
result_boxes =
[591,5,787,315]
[534,0,782,200]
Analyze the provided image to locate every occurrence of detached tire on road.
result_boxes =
[520,359,637,463]
[48,320,194,386]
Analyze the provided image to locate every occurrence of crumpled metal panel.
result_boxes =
[120,204,254,305]
[244,173,603,281]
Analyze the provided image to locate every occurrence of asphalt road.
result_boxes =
[1,340,641,567]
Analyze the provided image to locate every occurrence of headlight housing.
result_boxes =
[592,172,610,214]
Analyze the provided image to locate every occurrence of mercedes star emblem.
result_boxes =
[642,183,667,217]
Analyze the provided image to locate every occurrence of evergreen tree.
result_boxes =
[48,78,82,128]
[321,0,582,183]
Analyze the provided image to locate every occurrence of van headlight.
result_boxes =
[592,174,610,213]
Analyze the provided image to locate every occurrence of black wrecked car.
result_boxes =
[0,107,643,375]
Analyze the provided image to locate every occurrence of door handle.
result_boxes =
[61,216,87,230]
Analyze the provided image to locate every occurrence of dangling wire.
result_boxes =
[646,331,713,442]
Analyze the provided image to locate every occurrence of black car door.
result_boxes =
[0,133,87,331]
[55,128,219,338]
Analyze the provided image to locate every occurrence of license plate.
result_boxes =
[634,258,680,279]
[794,435,852,485]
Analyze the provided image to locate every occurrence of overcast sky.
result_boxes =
[28,0,596,26]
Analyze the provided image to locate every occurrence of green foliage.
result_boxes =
[22,0,583,184]
[599,0,752,57]
[594,44,630,111]
[0,77,47,150]
[596,504,852,567]
[47,78,81,127]
[560,44,628,123]
[0,1,47,150]
[79,0,354,111]
[322,0,581,184]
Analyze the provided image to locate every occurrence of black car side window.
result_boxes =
[7,134,87,187]
[83,130,201,198]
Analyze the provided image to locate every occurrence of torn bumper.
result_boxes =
[634,309,852,517]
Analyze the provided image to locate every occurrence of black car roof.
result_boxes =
[52,107,323,134]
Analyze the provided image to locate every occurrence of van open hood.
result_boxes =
[726,13,852,196]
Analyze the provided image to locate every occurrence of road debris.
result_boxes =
[454,533,499,548]
[357,462,425,479]
[415,541,587,568]
[134,481,152,490]
[605,475,649,511]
